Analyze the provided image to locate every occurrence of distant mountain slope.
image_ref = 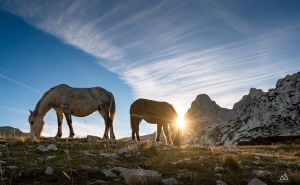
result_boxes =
[119,132,166,142]
[185,71,300,145]
[0,126,25,137]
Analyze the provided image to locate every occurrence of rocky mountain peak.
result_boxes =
[185,71,300,145]
[233,88,264,111]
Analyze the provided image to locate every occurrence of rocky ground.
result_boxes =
[0,136,299,185]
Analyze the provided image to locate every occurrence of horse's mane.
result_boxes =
[34,84,68,113]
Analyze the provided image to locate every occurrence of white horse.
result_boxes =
[28,84,115,140]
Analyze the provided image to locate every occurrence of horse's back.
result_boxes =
[130,99,177,122]
[49,84,113,104]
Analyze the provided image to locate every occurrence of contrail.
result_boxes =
[0,73,39,93]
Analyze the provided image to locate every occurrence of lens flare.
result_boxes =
[176,115,185,129]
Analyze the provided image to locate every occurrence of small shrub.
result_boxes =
[14,136,26,144]
[223,156,240,171]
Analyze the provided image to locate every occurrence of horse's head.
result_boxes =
[28,110,44,140]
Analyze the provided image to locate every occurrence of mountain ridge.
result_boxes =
[185,71,300,145]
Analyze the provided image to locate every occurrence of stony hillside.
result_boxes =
[185,71,300,145]
[0,126,25,137]
[0,137,299,185]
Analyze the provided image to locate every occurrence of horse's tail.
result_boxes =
[109,94,115,124]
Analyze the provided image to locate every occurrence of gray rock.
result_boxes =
[216,180,227,185]
[87,135,101,142]
[170,158,191,165]
[0,161,6,164]
[37,145,48,153]
[100,153,118,160]
[214,167,225,173]
[89,180,106,184]
[111,167,161,185]
[117,144,141,156]
[101,169,117,179]
[254,156,261,160]
[160,177,178,185]
[7,165,18,170]
[252,170,272,178]
[47,144,58,151]
[117,147,130,155]
[248,178,267,185]
[83,151,97,157]
[45,166,53,175]
[46,156,56,160]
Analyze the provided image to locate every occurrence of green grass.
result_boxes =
[0,137,299,185]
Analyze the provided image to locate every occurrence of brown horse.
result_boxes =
[130,98,180,146]
[28,84,116,140]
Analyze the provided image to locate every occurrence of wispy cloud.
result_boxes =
[0,73,39,93]
[1,0,300,112]
[0,104,28,115]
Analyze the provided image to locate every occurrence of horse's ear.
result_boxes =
[29,109,33,114]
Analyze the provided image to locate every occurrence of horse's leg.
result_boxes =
[106,112,115,140]
[98,109,109,139]
[135,120,140,141]
[130,116,141,141]
[163,124,172,144]
[55,108,63,138]
[63,107,75,138]
[156,124,162,142]
[130,116,136,140]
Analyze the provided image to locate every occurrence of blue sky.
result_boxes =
[0,0,300,138]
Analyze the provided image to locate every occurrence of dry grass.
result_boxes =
[0,137,299,185]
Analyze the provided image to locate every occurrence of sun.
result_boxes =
[176,108,186,129]
[176,115,185,129]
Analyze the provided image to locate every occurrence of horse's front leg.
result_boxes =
[55,109,64,138]
[156,124,162,142]
[63,107,75,138]
[163,124,172,144]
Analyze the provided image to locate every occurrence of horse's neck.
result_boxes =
[35,96,52,118]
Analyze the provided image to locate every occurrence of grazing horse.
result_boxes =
[28,84,116,140]
[130,98,180,146]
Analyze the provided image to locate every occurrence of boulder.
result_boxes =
[248,178,267,185]
[111,167,161,185]
[45,166,53,175]
[101,169,117,179]
[47,144,58,151]
[160,177,178,185]
[87,135,101,142]
[252,170,272,178]
[37,145,48,153]
[216,180,227,185]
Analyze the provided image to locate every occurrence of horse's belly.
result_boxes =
[143,117,158,124]
[71,108,96,117]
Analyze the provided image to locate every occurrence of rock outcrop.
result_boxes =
[0,126,25,137]
[185,71,300,145]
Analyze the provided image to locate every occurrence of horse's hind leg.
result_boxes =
[130,116,141,141]
[63,107,75,138]
[98,108,110,139]
[156,124,162,142]
[163,124,172,144]
[55,108,63,138]
[107,116,115,140]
